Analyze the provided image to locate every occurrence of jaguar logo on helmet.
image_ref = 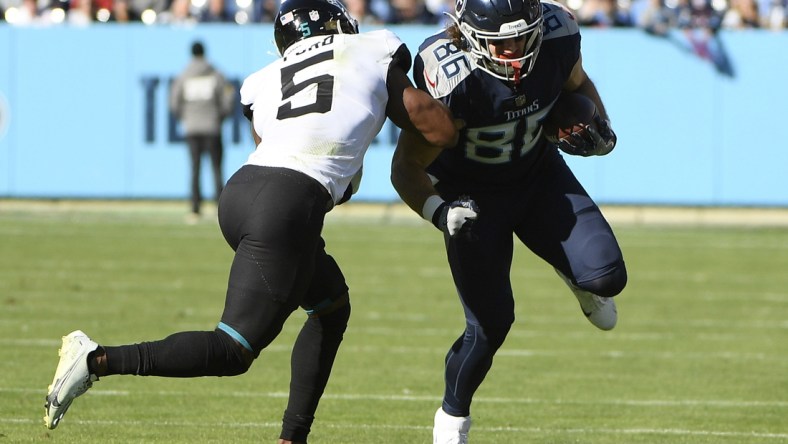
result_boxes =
[455,0,466,16]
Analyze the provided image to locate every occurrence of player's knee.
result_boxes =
[486,323,512,350]
[215,329,255,375]
[315,297,351,336]
[305,292,351,332]
[580,262,627,298]
[461,321,511,354]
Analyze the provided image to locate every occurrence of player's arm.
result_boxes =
[392,129,479,238]
[563,54,609,121]
[251,122,261,146]
[242,103,262,146]
[391,129,442,217]
[385,65,459,149]
[563,55,617,155]
[168,78,183,118]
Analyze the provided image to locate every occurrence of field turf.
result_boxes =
[1,201,786,443]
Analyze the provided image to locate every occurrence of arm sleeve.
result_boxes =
[390,43,412,74]
[412,54,427,91]
[169,77,182,116]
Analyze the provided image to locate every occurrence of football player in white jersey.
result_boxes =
[392,0,626,441]
[43,0,458,442]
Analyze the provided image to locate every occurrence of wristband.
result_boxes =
[421,195,445,222]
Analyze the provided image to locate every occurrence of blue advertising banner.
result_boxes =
[0,24,786,205]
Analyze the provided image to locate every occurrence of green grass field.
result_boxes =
[1,202,786,443]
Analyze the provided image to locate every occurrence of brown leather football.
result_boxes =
[543,93,597,140]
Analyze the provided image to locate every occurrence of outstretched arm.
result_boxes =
[392,128,478,238]
[385,66,459,149]
[391,128,443,218]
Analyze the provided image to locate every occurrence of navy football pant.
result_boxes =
[104,165,350,442]
[435,152,627,417]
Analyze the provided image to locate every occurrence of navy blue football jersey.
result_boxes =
[413,1,581,191]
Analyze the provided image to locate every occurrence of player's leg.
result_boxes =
[207,134,224,202]
[280,240,350,443]
[105,166,331,372]
[215,165,331,355]
[45,166,332,430]
[434,196,516,442]
[515,153,627,330]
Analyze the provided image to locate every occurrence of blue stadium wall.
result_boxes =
[0,24,786,206]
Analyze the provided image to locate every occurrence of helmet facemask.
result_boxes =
[449,0,544,83]
[458,16,542,83]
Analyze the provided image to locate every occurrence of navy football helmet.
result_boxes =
[451,0,543,82]
[274,0,359,55]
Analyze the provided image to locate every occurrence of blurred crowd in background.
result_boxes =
[1,0,785,31]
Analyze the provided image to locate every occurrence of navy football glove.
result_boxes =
[556,115,617,157]
[432,196,480,239]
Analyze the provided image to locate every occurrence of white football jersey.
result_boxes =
[240,29,407,205]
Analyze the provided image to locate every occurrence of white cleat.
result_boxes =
[433,407,471,444]
[574,291,617,331]
[555,268,618,330]
[44,330,99,429]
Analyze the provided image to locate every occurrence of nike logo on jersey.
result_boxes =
[424,68,438,88]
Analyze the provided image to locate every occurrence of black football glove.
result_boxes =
[556,115,617,157]
[432,195,480,240]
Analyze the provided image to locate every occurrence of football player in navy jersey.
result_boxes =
[391,0,627,441]
[43,0,458,442]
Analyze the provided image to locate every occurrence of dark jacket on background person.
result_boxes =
[169,55,233,135]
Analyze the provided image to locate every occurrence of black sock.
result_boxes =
[103,329,250,377]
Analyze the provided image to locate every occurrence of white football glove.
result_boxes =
[435,196,480,239]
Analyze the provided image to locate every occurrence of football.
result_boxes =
[542,92,598,141]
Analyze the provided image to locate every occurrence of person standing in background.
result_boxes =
[170,41,234,223]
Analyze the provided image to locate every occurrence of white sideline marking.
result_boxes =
[2,417,786,439]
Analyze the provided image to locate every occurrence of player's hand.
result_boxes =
[586,115,617,156]
[556,116,617,157]
[436,196,479,239]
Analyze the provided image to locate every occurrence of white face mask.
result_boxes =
[459,17,543,83]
